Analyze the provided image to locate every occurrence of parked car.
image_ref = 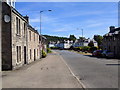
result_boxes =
[102,50,114,58]
[92,50,103,57]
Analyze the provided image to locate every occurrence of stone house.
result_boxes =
[1,2,42,70]
[27,25,40,63]
[0,0,2,71]
[102,26,120,58]
[40,35,47,53]
[2,2,28,70]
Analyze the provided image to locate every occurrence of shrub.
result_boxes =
[90,46,98,53]
[42,50,47,58]
[47,48,52,53]
[50,47,60,49]
[82,46,90,52]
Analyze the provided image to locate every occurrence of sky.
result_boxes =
[15,2,118,39]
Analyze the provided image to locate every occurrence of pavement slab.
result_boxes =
[2,51,83,88]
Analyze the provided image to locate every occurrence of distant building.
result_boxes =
[56,40,73,49]
[48,41,56,48]
[40,35,47,53]
[102,26,120,58]
[73,38,98,47]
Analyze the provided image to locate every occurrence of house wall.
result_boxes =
[2,2,12,70]
[103,33,120,58]
[11,10,28,69]
[27,27,40,64]
[0,0,2,71]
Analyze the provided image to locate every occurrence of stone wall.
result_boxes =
[27,27,40,64]
[0,0,2,71]
[11,10,28,70]
[2,2,12,70]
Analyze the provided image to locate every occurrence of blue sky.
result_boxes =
[16,2,118,39]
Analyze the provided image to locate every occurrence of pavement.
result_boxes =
[2,51,83,88]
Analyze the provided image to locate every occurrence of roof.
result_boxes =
[28,25,39,34]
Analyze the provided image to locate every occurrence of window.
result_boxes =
[24,23,26,37]
[17,46,19,62]
[16,46,21,63]
[19,19,21,35]
[16,17,21,35]
[34,33,35,41]
[16,17,19,34]
[29,31,31,41]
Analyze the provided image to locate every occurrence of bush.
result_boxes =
[42,50,47,58]
[90,46,98,53]
[47,48,52,53]
[81,46,90,52]
[50,47,60,49]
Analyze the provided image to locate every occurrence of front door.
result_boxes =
[24,46,27,64]
[34,49,36,61]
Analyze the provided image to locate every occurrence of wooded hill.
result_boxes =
[43,35,69,43]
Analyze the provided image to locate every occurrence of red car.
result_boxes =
[92,50,103,57]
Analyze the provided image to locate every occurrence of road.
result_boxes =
[56,50,119,88]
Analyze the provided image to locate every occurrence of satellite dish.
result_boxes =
[4,15,10,23]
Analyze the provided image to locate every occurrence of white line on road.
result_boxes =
[56,51,86,89]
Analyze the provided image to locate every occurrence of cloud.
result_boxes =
[53,28,69,32]
[30,15,58,24]
[86,23,103,28]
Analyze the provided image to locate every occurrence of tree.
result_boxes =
[69,35,76,42]
[79,37,86,40]
[94,35,103,48]
[88,41,94,47]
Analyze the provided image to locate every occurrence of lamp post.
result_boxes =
[81,29,83,38]
[40,10,52,58]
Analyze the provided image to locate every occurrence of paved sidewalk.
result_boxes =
[2,51,83,88]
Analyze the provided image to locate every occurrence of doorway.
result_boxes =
[34,49,36,61]
[24,46,27,64]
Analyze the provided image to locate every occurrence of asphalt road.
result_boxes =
[55,50,119,88]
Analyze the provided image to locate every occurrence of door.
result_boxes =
[34,49,36,61]
[24,46,27,64]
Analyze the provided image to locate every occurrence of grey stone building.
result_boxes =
[1,2,43,70]
[27,25,40,64]
[2,2,28,70]
[0,0,2,71]
[102,26,120,58]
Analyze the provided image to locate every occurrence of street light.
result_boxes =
[40,10,52,58]
[40,10,52,35]
[81,29,83,38]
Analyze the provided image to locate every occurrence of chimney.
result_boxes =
[109,26,115,33]
[24,15,29,23]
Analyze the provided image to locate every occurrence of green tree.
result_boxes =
[69,35,76,42]
[94,35,103,48]
[79,37,86,40]
[88,41,94,47]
